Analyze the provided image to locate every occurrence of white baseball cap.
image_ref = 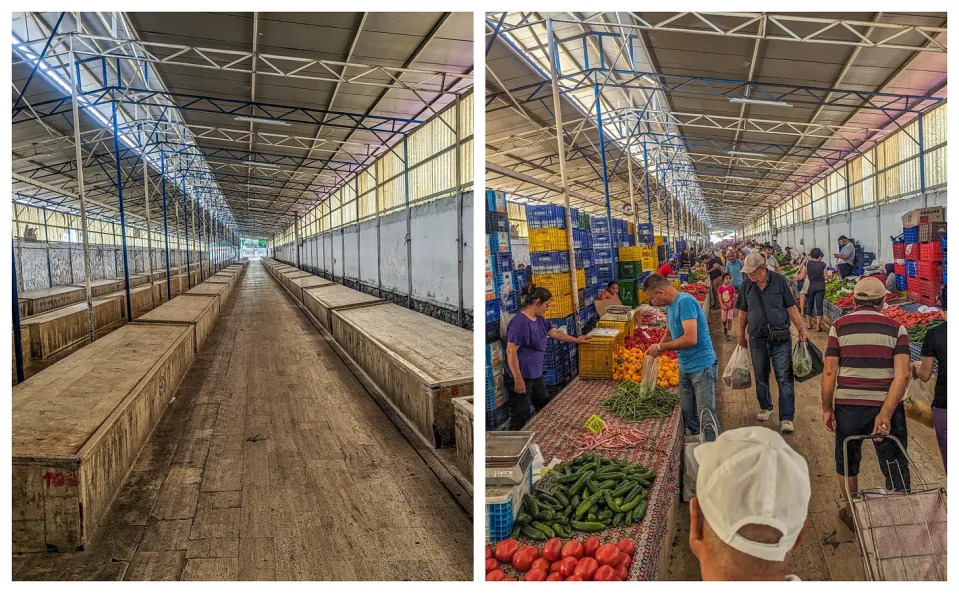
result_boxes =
[694,426,811,562]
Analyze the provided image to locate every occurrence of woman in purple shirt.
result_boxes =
[505,284,591,428]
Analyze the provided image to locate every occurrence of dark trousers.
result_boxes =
[805,289,825,316]
[835,404,910,491]
[505,373,548,430]
[838,263,854,278]
[749,337,795,421]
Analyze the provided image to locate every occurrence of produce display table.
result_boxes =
[521,377,685,580]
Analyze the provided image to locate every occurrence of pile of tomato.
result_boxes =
[881,305,942,328]
[624,328,676,360]
[834,293,894,309]
[682,283,709,301]
[486,537,635,581]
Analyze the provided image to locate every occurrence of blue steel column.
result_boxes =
[918,113,926,195]
[111,100,133,321]
[12,243,25,383]
[593,84,615,278]
[161,152,172,300]
[181,167,192,288]
[661,167,670,256]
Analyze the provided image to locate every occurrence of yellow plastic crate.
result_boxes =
[544,293,574,318]
[576,268,586,289]
[578,328,624,379]
[670,279,681,291]
[618,246,644,262]
[529,228,569,252]
[641,255,658,272]
[597,319,634,339]
[639,289,649,304]
[532,272,572,296]
[654,235,664,245]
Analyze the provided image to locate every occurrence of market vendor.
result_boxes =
[642,273,721,441]
[821,277,911,532]
[913,284,947,469]
[772,239,783,254]
[737,254,807,434]
[834,235,855,278]
[680,248,693,268]
[599,280,619,301]
[505,285,592,429]
[659,257,677,276]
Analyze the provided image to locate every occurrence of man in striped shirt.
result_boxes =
[821,277,911,532]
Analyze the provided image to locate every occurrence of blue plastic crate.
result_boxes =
[493,252,513,275]
[499,291,517,312]
[903,226,919,244]
[485,211,509,233]
[530,250,571,274]
[862,252,876,266]
[590,217,610,231]
[488,232,511,254]
[906,260,918,277]
[485,403,512,438]
[941,236,947,250]
[486,189,507,213]
[485,299,501,324]
[896,275,908,291]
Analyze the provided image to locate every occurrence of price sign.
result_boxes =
[585,414,605,435]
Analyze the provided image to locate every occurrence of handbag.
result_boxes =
[750,281,791,344]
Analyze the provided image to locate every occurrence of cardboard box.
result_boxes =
[902,206,945,227]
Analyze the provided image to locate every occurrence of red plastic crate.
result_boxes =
[919,241,943,262]
[894,263,906,276]
[904,243,921,261]
[908,290,922,303]
[892,243,906,259]
[907,277,920,293]
[920,278,942,298]
[917,261,943,281]
[918,294,940,307]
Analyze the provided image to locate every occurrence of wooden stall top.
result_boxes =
[137,294,217,324]
[303,283,383,309]
[71,278,124,289]
[184,283,228,299]
[291,275,333,290]
[334,303,472,385]
[281,270,312,280]
[12,324,194,457]
[18,286,85,301]
[20,297,118,326]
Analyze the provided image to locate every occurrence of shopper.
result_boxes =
[680,248,693,269]
[772,239,782,254]
[834,235,856,278]
[504,285,591,429]
[598,280,619,301]
[725,250,744,289]
[794,248,829,332]
[702,252,724,310]
[762,244,780,274]
[737,254,807,433]
[718,273,737,339]
[884,263,898,293]
[690,426,810,581]
[821,277,911,531]
[913,284,946,469]
[643,274,720,441]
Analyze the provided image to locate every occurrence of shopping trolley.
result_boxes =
[843,434,947,581]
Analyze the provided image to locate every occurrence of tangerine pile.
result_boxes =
[612,348,680,388]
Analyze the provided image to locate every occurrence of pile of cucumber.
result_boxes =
[512,453,655,540]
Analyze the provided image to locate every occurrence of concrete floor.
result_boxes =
[13,263,472,581]
[663,308,946,581]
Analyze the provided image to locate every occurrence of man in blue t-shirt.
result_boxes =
[643,274,721,440]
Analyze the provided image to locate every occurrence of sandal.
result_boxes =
[839,506,856,532]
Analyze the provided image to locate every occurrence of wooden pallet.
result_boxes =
[133,294,220,351]
[12,323,196,553]
[302,283,386,331]
[331,303,473,448]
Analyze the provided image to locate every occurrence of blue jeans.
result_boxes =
[749,337,795,421]
[679,362,721,441]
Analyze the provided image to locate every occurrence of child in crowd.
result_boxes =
[717,273,737,339]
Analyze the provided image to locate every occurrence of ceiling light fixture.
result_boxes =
[244,160,282,168]
[235,116,292,127]
[727,151,765,158]
[728,97,793,108]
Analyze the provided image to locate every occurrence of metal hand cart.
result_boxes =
[843,434,947,581]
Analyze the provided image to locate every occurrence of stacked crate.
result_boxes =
[485,340,509,430]
[527,204,575,319]
[916,222,947,306]
[486,190,512,433]
[591,216,615,289]
[617,245,655,306]
[543,314,578,398]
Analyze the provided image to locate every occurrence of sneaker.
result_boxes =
[781,420,795,433]
[756,409,773,422]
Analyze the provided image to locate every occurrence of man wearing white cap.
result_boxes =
[690,426,810,581]
[822,276,911,531]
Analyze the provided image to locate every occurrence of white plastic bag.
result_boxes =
[723,345,752,389]
[640,354,659,394]
[903,378,934,428]
[682,409,720,502]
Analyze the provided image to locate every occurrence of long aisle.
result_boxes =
[13,262,471,581]
[665,307,945,580]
